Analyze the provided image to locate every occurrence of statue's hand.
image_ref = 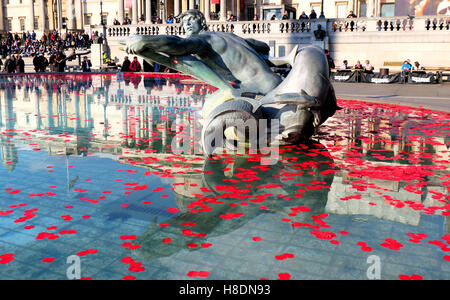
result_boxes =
[123,35,148,55]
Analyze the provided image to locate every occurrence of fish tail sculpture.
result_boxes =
[202,45,341,155]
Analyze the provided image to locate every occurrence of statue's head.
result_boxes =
[178,9,207,36]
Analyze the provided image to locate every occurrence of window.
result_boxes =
[19,18,25,31]
[6,18,12,31]
[263,9,281,20]
[360,1,367,17]
[336,2,347,18]
[247,7,254,21]
[380,3,395,17]
[311,3,321,13]
[84,14,91,25]
[34,17,39,30]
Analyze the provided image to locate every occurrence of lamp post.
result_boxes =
[100,1,104,25]
[319,0,325,18]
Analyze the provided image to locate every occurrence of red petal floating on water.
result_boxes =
[41,257,55,263]
[277,273,291,280]
[275,253,295,260]
[0,253,14,264]
[76,249,98,256]
[399,274,423,280]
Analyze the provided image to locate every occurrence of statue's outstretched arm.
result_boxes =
[125,35,209,56]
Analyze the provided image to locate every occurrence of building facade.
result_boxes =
[0,0,398,33]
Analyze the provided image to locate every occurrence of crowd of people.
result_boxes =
[0,29,94,73]
[112,15,167,25]
[0,30,91,59]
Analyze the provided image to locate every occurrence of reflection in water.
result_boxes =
[133,142,335,261]
[0,74,449,280]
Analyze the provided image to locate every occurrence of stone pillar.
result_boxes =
[220,0,226,21]
[68,0,76,30]
[76,0,84,29]
[236,0,240,20]
[138,0,143,20]
[132,0,139,23]
[366,0,374,17]
[174,0,180,18]
[57,0,63,32]
[28,0,35,31]
[0,0,5,31]
[145,0,151,23]
[375,0,380,17]
[255,0,260,19]
[204,0,210,21]
[118,0,124,24]
[231,0,234,17]
[189,0,194,9]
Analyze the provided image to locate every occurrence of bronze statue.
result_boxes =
[122,9,339,156]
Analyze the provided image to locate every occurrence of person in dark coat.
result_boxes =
[4,56,16,73]
[16,55,25,73]
[33,53,49,72]
[143,59,153,72]
[81,56,92,72]
[120,56,131,72]
[56,52,66,72]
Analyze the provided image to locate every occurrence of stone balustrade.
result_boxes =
[90,15,450,41]
[89,15,450,71]
[328,16,450,33]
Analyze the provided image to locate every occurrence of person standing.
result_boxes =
[16,55,25,73]
[129,56,142,72]
[299,11,309,19]
[4,55,16,73]
[347,10,357,18]
[120,56,131,72]
[143,59,153,72]
[56,52,67,72]
[81,56,92,72]
[33,52,48,72]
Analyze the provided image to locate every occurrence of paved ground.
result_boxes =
[334,82,450,113]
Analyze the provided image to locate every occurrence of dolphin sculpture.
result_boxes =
[201,45,341,155]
